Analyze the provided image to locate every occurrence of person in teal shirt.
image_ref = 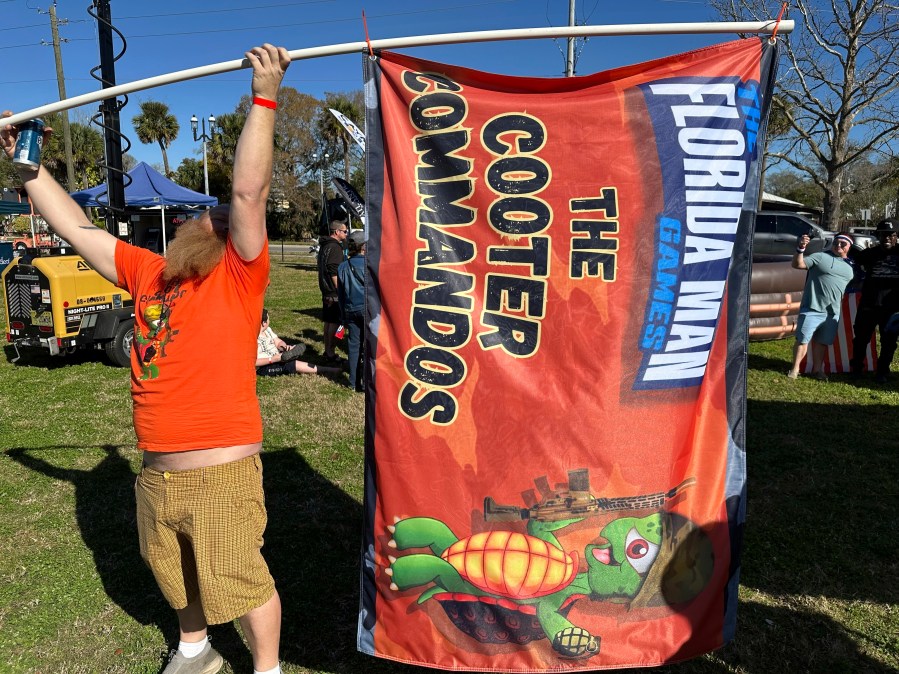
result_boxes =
[788,233,855,380]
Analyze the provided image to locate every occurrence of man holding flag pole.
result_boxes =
[2,43,291,674]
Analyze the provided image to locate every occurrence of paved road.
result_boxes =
[269,242,318,257]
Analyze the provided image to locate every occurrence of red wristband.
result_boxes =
[253,96,277,110]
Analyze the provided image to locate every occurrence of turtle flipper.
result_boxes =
[389,517,459,555]
[552,627,600,658]
[386,553,477,599]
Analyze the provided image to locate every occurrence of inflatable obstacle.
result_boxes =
[749,259,805,341]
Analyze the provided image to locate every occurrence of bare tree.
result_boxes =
[235,87,321,238]
[713,0,899,229]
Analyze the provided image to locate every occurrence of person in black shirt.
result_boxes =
[317,211,348,362]
[849,219,899,382]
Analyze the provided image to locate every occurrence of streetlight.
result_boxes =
[312,151,330,202]
[190,113,216,196]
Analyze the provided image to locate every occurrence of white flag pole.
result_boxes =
[2,21,792,129]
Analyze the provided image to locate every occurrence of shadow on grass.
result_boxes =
[281,262,318,273]
[257,446,424,674]
[6,439,894,673]
[742,400,898,606]
[747,350,794,374]
[654,600,897,673]
[5,445,172,635]
[2,344,115,370]
[264,442,895,673]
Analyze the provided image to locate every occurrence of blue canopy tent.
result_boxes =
[70,162,217,252]
[0,201,31,215]
[1,187,31,215]
[1,188,37,244]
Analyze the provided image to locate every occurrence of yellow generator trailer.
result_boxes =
[3,247,134,367]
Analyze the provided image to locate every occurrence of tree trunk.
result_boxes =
[158,140,170,176]
[342,135,350,182]
[822,177,843,232]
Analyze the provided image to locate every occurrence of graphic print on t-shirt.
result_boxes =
[134,283,182,380]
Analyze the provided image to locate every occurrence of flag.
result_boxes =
[801,291,876,373]
[359,38,779,671]
[329,107,366,151]
[331,176,365,221]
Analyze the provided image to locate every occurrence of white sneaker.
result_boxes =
[161,642,223,674]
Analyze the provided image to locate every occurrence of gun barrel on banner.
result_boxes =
[484,477,696,522]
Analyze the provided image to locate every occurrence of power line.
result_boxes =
[0,36,92,49]
[0,40,48,50]
[1,0,516,52]
[123,0,518,39]
[1,0,517,50]
[0,21,49,31]
[115,0,335,21]
[0,17,86,33]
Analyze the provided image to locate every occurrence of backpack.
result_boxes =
[338,258,365,315]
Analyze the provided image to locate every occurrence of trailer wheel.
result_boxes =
[104,321,133,368]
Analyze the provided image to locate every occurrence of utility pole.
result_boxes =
[47,2,76,191]
[565,0,576,77]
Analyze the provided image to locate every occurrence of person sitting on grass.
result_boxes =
[256,308,340,377]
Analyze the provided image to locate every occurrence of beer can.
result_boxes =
[13,119,45,170]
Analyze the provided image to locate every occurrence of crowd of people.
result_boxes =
[789,218,899,383]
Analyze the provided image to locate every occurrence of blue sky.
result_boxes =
[3,0,752,171]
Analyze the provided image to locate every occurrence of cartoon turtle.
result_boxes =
[386,508,712,659]
[134,300,177,379]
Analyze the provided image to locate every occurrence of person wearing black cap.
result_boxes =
[848,219,899,382]
[788,233,855,380]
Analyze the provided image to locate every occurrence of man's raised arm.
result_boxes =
[228,44,291,261]
[0,114,119,283]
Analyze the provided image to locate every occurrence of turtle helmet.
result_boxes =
[875,219,896,234]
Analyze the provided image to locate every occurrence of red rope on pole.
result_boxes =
[770,2,788,41]
[362,9,374,55]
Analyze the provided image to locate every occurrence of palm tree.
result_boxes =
[69,122,104,189]
[316,93,363,182]
[132,101,179,176]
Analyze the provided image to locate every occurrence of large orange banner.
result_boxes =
[358,38,778,670]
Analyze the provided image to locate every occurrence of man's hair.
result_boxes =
[330,220,347,233]
[261,308,269,324]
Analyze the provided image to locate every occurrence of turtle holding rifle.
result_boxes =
[384,471,713,660]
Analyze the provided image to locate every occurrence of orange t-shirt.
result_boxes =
[115,238,269,451]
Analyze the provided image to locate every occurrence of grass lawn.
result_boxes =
[1,254,897,673]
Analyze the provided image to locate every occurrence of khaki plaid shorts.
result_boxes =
[135,454,275,624]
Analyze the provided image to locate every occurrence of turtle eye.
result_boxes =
[627,539,649,559]
[624,527,660,574]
